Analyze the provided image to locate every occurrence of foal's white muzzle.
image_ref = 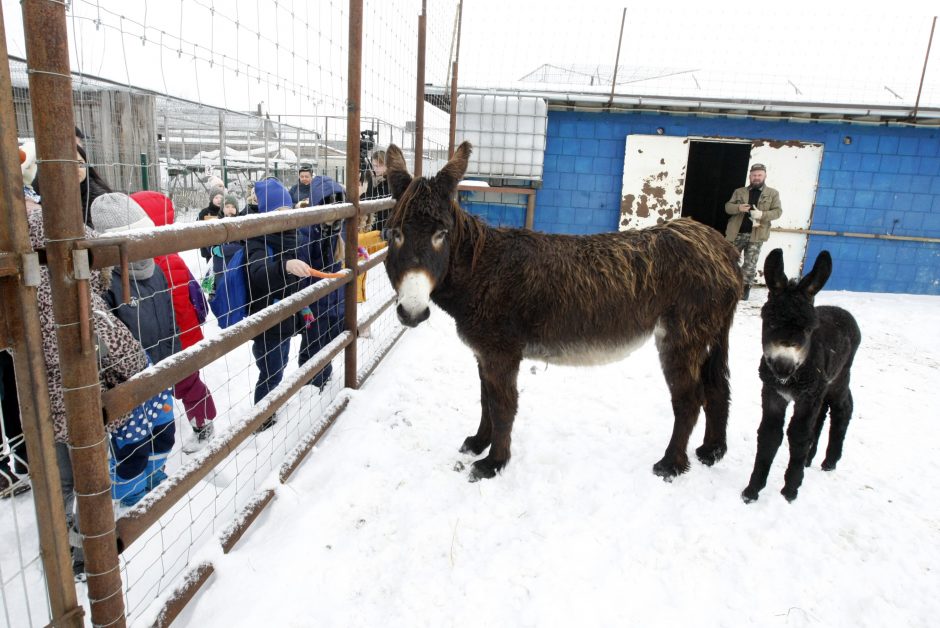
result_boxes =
[396,271,433,327]
[763,343,807,381]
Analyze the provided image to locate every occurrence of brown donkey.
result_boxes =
[384,142,743,481]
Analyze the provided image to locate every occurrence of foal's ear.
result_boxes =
[798,250,832,297]
[434,141,472,198]
[385,144,412,200]
[763,248,788,293]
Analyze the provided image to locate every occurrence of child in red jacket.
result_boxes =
[131,191,217,450]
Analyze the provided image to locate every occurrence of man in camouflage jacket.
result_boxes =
[724,163,783,299]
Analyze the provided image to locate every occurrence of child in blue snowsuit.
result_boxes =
[291,175,346,389]
[246,178,312,431]
[92,193,180,506]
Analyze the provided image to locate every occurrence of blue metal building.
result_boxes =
[442,90,940,295]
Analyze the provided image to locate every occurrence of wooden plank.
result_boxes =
[151,562,214,628]
[219,490,276,554]
[279,397,351,483]
[457,184,536,195]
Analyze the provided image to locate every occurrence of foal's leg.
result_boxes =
[460,360,492,455]
[652,340,705,479]
[468,352,521,482]
[822,385,853,471]
[781,397,826,502]
[804,402,829,467]
[742,386,788,503]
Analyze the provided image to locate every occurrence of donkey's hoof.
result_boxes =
[695,443,727,466]
[652,456,690,481]
[780,486,799,502]
[459,435,490,456]
[741,487,760,504]
[821,459,837,471]
[468,458,506,482]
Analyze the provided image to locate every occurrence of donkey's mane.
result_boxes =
[450,199,488,273]
[388,178,430,228]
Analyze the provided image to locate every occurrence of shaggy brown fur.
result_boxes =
[385,142,743,481]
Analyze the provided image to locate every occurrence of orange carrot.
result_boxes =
[307,268,346,279]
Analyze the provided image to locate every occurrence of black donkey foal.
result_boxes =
[742,249,861,503]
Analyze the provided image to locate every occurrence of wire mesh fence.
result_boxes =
[0,400,50,628]
[1,0,460,625]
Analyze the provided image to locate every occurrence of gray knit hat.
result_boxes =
[91,192,155,234]
[224,194,239,208]
[208,185,226,203]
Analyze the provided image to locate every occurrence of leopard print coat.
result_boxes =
[27,208,148,443]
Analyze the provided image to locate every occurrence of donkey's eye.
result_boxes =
[387,228,404,247]
[431,229,448,248]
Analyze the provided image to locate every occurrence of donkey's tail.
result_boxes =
[703,316,732,392]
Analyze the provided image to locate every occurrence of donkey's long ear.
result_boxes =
[763,248,788,293]
[798,250,832,297]
[434,141,472,198]
[385,144,412,200]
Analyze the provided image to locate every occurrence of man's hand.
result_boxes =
[285,259,313,277]
[750,209,763,220]
[739,204,751,213]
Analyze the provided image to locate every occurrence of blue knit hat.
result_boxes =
[309,176,346,206]
[254,177,294,213]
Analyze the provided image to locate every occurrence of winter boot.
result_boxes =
[182,422,214,454]
[254,413,278,434]
[195,422,214,444]
[109,457,147,507]
[144,452,169,492]
[741,284,751,301]
[0,469,31,499]
[71,546,86,583]
[307,363,333,391]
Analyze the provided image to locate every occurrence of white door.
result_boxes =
[619,135,823,282]
[619,135,690,231]
[747,141,824,279]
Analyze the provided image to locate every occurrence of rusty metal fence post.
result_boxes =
[21,1,127,626]
[344,0,363,390]
[448,1,463,158]
[414,0,426,177]
[0,3,83,626]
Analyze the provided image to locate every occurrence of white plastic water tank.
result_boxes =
[457,94,547,180]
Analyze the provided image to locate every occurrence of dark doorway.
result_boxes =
[680,141,751,236]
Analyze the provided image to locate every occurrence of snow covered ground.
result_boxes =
[166,289,940,628]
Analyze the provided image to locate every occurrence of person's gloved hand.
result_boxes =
[750,209,763,220]
[211,245,223,257]
[200,274,215,294]
[301,306,315,328]
[285,258,313,277]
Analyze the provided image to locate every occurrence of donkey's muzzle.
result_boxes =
[763,343,805,382]
[397,303,430,327]
[766,358,797,382]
